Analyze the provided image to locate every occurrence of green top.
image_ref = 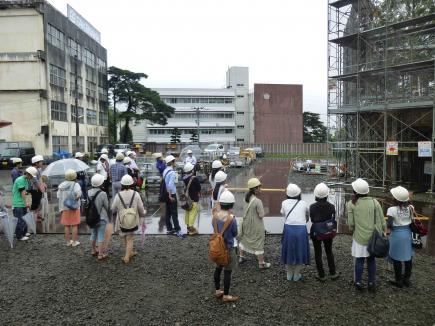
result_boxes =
[347,197,386,246]
[239,196,266,252]
[12,175,28,208]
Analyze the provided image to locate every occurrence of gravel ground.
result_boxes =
[1,234,434,326]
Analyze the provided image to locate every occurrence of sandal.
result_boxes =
[98,253,108,260]
[259,262,271,269]
[214,289,224,298]
[238,256,247,264]
[130,251,138,258]
[222,295,240,302]
[91,251,98,257]
[122,257,130,265]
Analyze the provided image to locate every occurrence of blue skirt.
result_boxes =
[389,225,413,261]
[281,224,310,265]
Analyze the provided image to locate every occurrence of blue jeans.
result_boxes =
[355,256,376,284]
[165,198,180,232]
[13,207,28,239]
[90,220,107,243]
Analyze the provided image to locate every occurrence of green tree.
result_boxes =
[303,112,327,143]
[170,128,181,144]
[189,130,199,143]
[108,107,117,143]
[108,66,174,143]
[119,124,133,143]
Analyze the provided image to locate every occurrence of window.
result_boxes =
[237,95,244,98]
[97,58,106,73]
[237,138,245,142]
[86,66,97,83]
[87,109,97,125]
[47,24,64,50]
[71,106,84,123]
[69,38,81,59]
[237,83,244,87]
[50,64,66,88]
[86,81,96,98]
[71,136,85,152]
[224,98,233,103]
[70,74,83,97]
[99,106,108,126]
[237,125,245,129]
[236,111,245,115]
[52,136,68,152]
[50,86,65,102]
[225,129,233,134]
[83,48,95,67]
[100,137,109,144]
[51,101,67,121]
[88,136,98,153]
[98,86,107,100]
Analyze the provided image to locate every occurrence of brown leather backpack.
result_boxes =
[208,215,233,266]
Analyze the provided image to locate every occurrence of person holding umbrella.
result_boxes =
[10,157,23,183]
[29,155,46,220]
[96,154,110,193]
[75,152,88,201]
[12,167,37,241]
[57,169,82,247]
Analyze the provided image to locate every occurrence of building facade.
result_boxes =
[131,67,254,144]
[0,0,108,155]
[253,84,303,143]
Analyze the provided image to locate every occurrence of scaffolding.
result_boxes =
[327,0,435,191]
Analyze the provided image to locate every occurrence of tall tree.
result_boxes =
[170,128,181,144]
[108,107,117,143]
[108,66,174,143]
[303,112,327,143]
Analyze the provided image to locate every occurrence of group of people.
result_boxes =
[6,152,416,302]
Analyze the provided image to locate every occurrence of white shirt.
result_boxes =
[96,161,108,180]
[281,199,309,225]
[185,155,197,165]
[387,206,412,227]
[129,159,139,171]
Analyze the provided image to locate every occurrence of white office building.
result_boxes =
[131,67,254,144]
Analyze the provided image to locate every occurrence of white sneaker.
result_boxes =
[71,241,80,247]
[66,240,73,246]
[25,233,31,237]
[19,236,29,241]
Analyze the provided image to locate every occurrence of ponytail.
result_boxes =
[245,188,257,203]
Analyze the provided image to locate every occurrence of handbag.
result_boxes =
[180,176,194,211]
[409,206,428,236]
[367,199,389,258]
[238,197,256,236]
[311,218,337,241]
[63,183,79,210]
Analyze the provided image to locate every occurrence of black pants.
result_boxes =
[165,198,180,232]
[392,258,412,282]
[214,268,232,295]
[312,237,336,278]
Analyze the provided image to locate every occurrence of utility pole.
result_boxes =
[193,107,203,145]
[74,55,79,153]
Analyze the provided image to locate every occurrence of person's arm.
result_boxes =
[231,218,238,237]
[135,193,147,218]
[74,183,82,200]
[256,199,265,219]
[102,192,109,216]
[376,200,387,232]
[305,204,310,222]
[347,202,355,232]
[280,202,284,216]
[167,172,177,201]
[20,189,29,208]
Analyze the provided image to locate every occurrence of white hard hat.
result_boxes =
[212,160,223,169]
[100,154,108,161]
[187,149,193,154]
[123,157,132,164]
[390,186,409,202]
[101,148,108,154]
[165,155,175,164]
[214,171,227,183]
[91,174,104,187]
[11,157,23,164]
[184,163,194,173]
[31,155,44,164]
[153,152,163,159]
[314,183,330,199]
[75,152,84,158]
[286,183,301,197]
[352,178,369,195]
[116,152,125,161]
[25,166,38,177]
[219,190,235,204]
[120,174,134,186]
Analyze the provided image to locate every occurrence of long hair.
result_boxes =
[352,192,367,205]
[213,183,223,201]
[394,199,409,209]
[287,194,301,200]
[315,197,327,202]
[245,187,259,203]
[211,168,220,182]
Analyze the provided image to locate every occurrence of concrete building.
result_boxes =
[131,67,254,144]
[253,84,303,143]
[0,0,108,155]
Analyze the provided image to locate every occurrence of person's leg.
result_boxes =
[90,228,97,255]
[293,264,303,281]
[123,235,134,261]
[97,222,107,258]
[257,254,264,264]
[403,259,412,287]
[13,208,27,240]
[312,238,325,278]
[171,199,181,232]
[72,225,78,242]
[214,266,223,291]
[324,239,336,276]
[285,264,294,280]
[64,226,71,244]
[223,270,232,295]
[367,255,376,284]
[165,201,174,232]
[354,257,365,284]
[390,259,403,287]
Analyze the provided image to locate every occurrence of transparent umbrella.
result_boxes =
[1,213,18,248]
[42,158,89,177]
[22,212,36,234]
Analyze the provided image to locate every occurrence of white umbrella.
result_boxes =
[1,214,18,248]
[42,158,89,177]
[22,212,36,234]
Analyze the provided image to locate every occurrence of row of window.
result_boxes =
[162,97,234,104]
[52,135,105,153]
[51,101,107,126]
[47,24,106,72]
[172,113,234,120]
[149,128,234,135]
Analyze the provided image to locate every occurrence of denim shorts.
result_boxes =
[90,220,107,243]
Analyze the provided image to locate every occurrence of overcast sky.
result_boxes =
[50,0,328,118]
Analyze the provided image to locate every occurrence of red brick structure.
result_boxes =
[254,84,303,143]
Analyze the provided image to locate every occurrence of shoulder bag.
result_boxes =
[280,200,300,243]
[311,205,337,241]
[238,197,256,237]
[63,183,80,210]
[180,176,195,211]
[367,199,389,258]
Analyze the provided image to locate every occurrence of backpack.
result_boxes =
[118,192,139,232]
[180,176,194,211]
[158,170,172,203]
[85,190,102,228]
[208,215,233,266]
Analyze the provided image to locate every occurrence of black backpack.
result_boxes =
[85,190,102,228]
[158,170,171,203]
